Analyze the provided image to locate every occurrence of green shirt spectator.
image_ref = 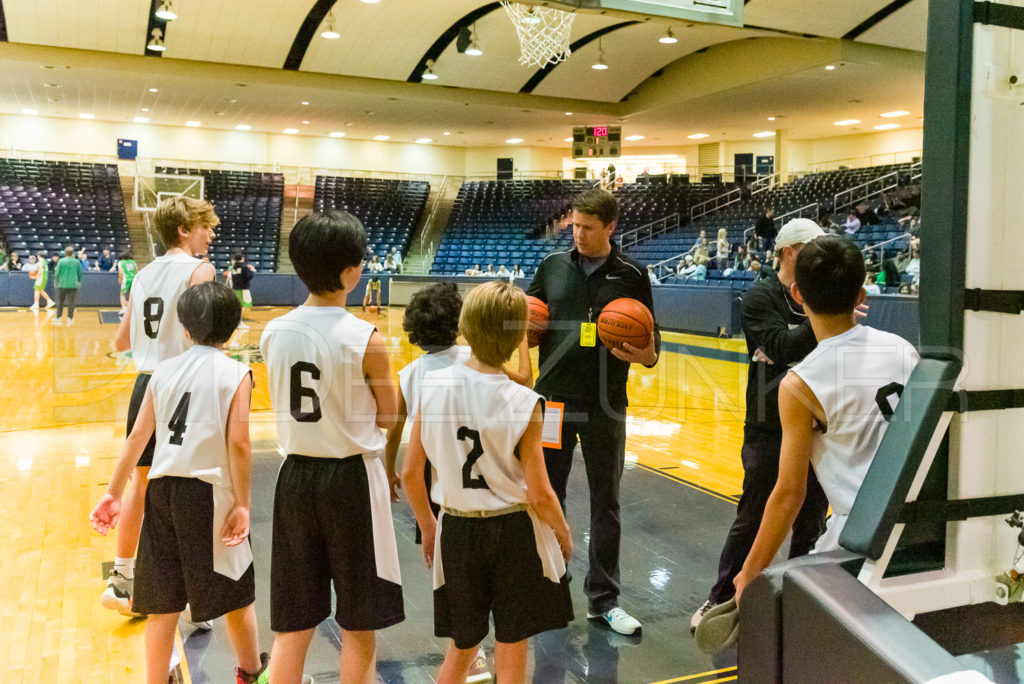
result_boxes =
[56,255,83,288]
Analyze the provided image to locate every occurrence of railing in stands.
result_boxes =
[418,176,448,252]
[772,202,820,228]
[806,149,922,173]
[619,213,680,251]
[910,160,922,182]
[833,171,900,212]
[862,232,912,264]
[690,187,741,221]
[750,172,780,195]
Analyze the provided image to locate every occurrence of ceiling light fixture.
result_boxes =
[443,131,451,135]
[415,138,432,144]
[625,134,645,141]
[301,101,309,106]
[79,113,94,119]
[659,28,678,44]
[155,1,177,21]
[833,119,860,126]
[329,131,345,138]
[320,11,340,40]
[21,108,38,115]
[563,137,572,142]
[767,116,776,121]
[186,120,201,127]
[753,131,775,138]
[873,123,901,130]
[824,64,836,71]
[880,110,910,118]
[592,39,609,70]
[302,120,310,124]
[235,124,251,131]
[134,116,149,123]
[141,107,150,112]
[687,133,709,139]
[148,88,159,93]
[360,0,381,3]
[284,128,299,134]
[147,28,166,52]
[466,34,483,56]
[422,59,439,81]
[373,135,390,141]
[506,138,524,144]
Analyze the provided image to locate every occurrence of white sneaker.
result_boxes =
[182,603,213,631]
[587,607,641,636]
[46,300,56,308]
[100,568,140,617]
[51,318,63,325]
[29,304,39,311]
[690,599,717,636]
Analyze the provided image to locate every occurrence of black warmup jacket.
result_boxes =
[527,243,661,409]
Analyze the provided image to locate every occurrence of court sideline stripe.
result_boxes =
[660,340,748,364]
[636,463,740,504]
[648,665,738,684]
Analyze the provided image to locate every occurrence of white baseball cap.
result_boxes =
[774,218,824,250]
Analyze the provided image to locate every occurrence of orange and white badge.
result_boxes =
[541,401,564,449]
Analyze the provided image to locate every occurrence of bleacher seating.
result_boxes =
[314,175,428,261]
[615,180,725,235]
[430,179,589,276]
[0,158,129,262]
[157,167,283,272]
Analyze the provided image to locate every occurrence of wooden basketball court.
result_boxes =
[0,303,749,683]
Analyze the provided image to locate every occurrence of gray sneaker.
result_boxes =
[100,569,140,617]
[690,599,717,636]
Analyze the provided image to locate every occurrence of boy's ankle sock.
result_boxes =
[113,557,135,579]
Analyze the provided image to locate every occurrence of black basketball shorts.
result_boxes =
[126,372,157,468]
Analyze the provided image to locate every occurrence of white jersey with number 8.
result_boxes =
[129,253,203,373]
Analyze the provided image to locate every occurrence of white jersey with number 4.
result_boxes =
[129,253,203,373]
[259,306,386,458]
[790,324,919,551]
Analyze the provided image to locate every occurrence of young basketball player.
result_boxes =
[117,248,137,316]
[733,236,920,600]
[363,273,382,310]
[259,210,404,684]
[90,281,269,684]
[402,280,573,684]
[101,197,218,617]
[29,251,55,310]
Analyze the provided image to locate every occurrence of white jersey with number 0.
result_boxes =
[129,253,203,372]
[260,306,386,458]
[790,325,919,550]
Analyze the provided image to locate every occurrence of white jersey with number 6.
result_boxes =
[129,253,203,372]
[260,306,386,458]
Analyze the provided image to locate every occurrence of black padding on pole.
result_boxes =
[839,355,962,560]
[974,1,1024,30]
[963,288,1024,314]
[947,388,1024,413]
[899,494,1024,524]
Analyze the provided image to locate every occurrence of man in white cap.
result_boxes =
[690,218,830,634]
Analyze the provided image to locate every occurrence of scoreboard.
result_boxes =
[572,126,621,158]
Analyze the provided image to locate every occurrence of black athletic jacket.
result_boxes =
[527,243,661,409]
[741,272,816,433]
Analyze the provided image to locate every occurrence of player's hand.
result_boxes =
[420,519,437,569]
[220,505,250,546]
[733,569,754,604]
[854,302,869,322]
[557,529,573,564]
[90,494,121,535]
[610,331,657,366]
[386,469,401,503]
[752,348,774,364]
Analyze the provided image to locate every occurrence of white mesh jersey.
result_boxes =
[260,306,386,458]
[398,345,472,420]
[129,253,204,372]
[417,363,542,512]
[790,325,919,550]
[146,345,253,579]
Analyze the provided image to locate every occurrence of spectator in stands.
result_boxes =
[689,256,708,283]
[898,215,921,238]
[749,258,773,281]
[511,264,526,278]
[864,272,882,295]
[754,207,776,251]
[8,251,23,271]
[465,264,482,276]
[647,265,659,285]
[905,243,921,284]
[732,245,750,272]
[367,254,384,273]
[485,264,497,277]
[78,249,95,272]
[496,264,511,278]
[389,246,403,274]
[55,246,82,326]
[842,210,861,235]
[383,254,399,273]
[898,283,912,295]
[855,201,880,226]
[98,248,116,272]
[863,250,879,271]
[49,253,59,272]
[715,229,730,272]
[893,249,911,274]
[0,244,7,271]
[677,254,698,279]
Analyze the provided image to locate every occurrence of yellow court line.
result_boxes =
[175,626,193,684]
[648,666,738,684]
[636,463,739,505]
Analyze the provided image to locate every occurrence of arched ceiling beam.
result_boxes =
[518,21,639,94]
[284,0,336,71]
[407,2,503,83]
[144,0,170,58]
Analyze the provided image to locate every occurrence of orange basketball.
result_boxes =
[526,296,549,348]
[368,305,379,314]
[597,298,653,350]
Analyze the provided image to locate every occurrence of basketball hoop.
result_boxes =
[501,2,576,68]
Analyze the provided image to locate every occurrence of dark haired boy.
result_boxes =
[91,281,268,684]
[101,197,219,617]
[259,210,404,683]
[733,235,919,600]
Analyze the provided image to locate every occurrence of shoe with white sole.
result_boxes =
[100,569,140,617]
[690,599,717,636]
[587,607,642,636]
[466,645,491,682]
[182,603,213,631]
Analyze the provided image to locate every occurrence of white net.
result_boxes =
[501,2,576,68]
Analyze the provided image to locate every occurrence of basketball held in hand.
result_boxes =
[526,296,549,348]
[597,298,653,351]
